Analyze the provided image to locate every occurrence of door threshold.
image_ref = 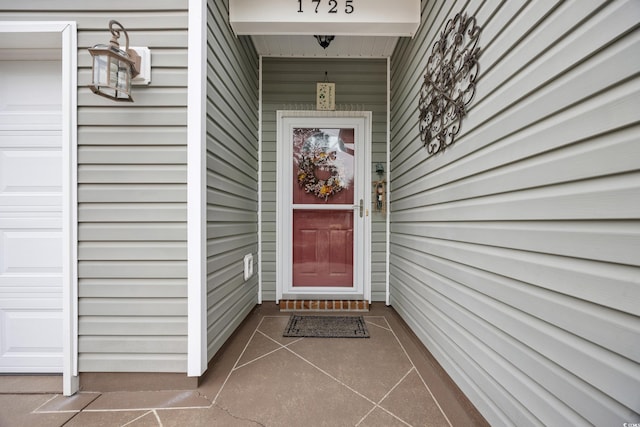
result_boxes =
[279,299,369,312]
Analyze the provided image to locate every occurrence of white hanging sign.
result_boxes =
[316,82,335,110]
[230,0,420,36]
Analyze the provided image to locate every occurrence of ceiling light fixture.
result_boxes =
[314,35,335,49]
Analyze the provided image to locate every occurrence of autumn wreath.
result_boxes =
[297,148,345,200]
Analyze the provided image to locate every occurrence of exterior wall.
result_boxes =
[206,0,259,359]
[1,1,190,372]
[390,0,640,425]
[261,57,388,301]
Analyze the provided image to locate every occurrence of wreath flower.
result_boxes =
[297,147,346,200]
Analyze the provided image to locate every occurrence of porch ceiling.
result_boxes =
[251,35,399,57]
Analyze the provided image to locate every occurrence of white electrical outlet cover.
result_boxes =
[243,254,253,281]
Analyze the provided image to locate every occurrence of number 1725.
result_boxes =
[297,0,355,14]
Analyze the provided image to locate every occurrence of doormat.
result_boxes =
[283,315,370,338]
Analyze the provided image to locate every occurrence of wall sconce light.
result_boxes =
[314,35,335,49]
[375,162,385,179]
[88,20,148,102]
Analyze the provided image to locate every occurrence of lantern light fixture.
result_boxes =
[88,20,143,102]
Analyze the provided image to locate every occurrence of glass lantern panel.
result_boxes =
[109,57,120,89]
[93,55,109,86]
[116,59,130,93]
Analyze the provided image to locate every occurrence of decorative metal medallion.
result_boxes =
[419,12,481,155]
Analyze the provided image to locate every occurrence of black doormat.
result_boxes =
[283,315,370,338]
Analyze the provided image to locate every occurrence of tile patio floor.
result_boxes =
[0,303,488,427]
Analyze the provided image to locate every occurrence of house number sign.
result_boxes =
[229,0,419,37]
[297,0,355,14]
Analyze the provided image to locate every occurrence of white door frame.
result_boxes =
[276,110,371,302]
[0,21,79,396]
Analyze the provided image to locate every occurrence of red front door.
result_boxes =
[291,127,356,288]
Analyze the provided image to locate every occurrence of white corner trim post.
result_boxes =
[386,57,391,306]
[187,0,208,376]
[61,20,79,397]
[258,56,263,304]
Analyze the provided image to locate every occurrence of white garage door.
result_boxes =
[0,59,64,373]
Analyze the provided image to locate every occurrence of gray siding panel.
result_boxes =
[0,2,190,372]
[261,57,388,302]
[79,261,186,279]
[79,279,186,298]
[78,127,187,145]
[78,107,187,126]
[78,184,186,203]
[206,0,259,362]
[390,0,640,425]
[78,146,187,164]
[79,336,186,354]
[79,203,186,222]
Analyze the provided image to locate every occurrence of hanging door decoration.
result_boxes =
[296,129,346,200]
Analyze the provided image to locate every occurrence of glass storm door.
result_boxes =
[277,113,370,300]
[292,127,356,287]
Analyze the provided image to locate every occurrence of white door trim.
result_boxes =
[276,110,372,302]
[0,21,79,395]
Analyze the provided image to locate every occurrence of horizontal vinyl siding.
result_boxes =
[77,4,189,369]
[206,0,259,362]
[261,57,388,301]
[390,0,640,426]
[0,0,190,372]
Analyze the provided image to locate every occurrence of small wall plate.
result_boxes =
[130,46,151,85]
[243,253,254,281]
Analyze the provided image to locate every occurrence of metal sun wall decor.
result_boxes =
[419,12,481,155]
